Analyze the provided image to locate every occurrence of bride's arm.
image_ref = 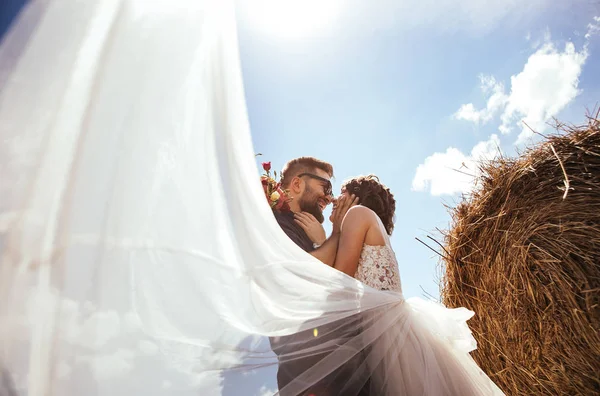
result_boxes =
[309,232,340,266]
[332,206,370,277]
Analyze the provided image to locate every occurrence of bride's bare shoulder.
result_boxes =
[342,205,378,225]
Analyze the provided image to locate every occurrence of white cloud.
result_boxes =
[454,103,482,123]
[454,75,508,124]
[81,349,136,381]
[500,41,588,143]
[3,286,150,382]
[585,16,600,40]
[76,311,121,350]
[138,340,160,356]
[257,384,277,396]
[412,135,501,196]
[454,17,596,145]
[123,311,142,333]
[187,372,224,393]
[427,18,597,197]
[529,28,552,50]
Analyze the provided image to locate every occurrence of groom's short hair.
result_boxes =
[280,157,334,188]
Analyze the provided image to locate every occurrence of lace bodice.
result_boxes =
[355,244,402,292]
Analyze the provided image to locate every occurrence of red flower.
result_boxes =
[262,162,271,172]
[275,196,290,211]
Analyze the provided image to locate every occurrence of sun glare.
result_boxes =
[247,0,341,39]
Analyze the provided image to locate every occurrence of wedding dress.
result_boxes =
[351,215,504,394]
[0,1,504,395]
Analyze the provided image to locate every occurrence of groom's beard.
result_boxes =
[299,188,324,224]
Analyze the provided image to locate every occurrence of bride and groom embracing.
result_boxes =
[266,157,505,396]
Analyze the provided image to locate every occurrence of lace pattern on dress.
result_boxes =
[355,244,402,292]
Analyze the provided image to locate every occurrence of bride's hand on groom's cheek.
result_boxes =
[330,194,359,234]
[294,212,326,245]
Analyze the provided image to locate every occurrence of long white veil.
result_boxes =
[0,1,503,395]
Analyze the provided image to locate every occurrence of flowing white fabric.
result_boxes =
[0,1,504,395]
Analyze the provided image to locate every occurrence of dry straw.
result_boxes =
[441,113,600,395]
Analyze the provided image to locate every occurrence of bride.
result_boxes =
[0,0,504,395]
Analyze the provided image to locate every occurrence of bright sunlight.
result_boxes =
[245,0,341,39]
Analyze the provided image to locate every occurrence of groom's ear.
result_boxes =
[290,176,303,194]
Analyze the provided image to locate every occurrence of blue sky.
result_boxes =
[236,0,600,303]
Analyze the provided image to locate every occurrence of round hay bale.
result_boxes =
[441,115,600,395]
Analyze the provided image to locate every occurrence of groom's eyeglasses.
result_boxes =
[297,173,333,197]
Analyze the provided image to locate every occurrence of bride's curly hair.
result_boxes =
[342,175,396,235]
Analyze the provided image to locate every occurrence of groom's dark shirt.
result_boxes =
[270,210,371,396]
[273,210,316,253]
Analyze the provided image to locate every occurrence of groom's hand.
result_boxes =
[330,194,359,235]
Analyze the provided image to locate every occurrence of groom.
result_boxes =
[269,156,370,396]
[271,156,342,263]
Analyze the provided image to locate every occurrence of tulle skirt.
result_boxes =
[275,296,504,396]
